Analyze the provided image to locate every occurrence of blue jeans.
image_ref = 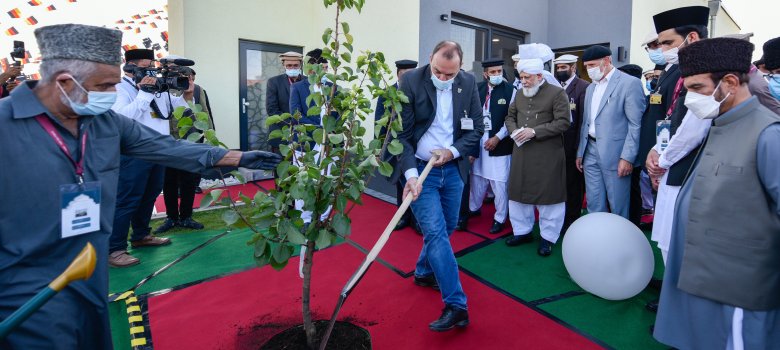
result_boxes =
[407,161,468,310]
[110,156,165,253]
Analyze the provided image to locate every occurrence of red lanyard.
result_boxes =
[483,87,492,111]
[35,114,87,183]
[666,77,685,118]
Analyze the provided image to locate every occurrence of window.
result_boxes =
[451,13,526,81]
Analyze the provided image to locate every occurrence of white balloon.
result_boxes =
[562,212,655,300]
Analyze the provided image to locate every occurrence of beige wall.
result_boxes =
[169,0,419,149]
[629,0,740,74]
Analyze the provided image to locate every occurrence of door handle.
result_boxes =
[242,98,250,114]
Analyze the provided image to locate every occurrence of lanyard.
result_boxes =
[483,86,492,111]
[666,77,685,119]
[35,114,87,184]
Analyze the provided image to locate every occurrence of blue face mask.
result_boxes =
[488,75,503,86]
[645,81,653,91]
[285,69,301,78]
[321,76,331,85]
[57,76,117,115]
[431,74,454,91]
[768,75,780,100]
[648,48,666,66]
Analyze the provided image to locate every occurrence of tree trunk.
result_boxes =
[302,239,317,349]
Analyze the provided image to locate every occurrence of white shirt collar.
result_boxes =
[564,75,575,87]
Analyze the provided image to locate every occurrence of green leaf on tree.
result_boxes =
[332,213,351,237]
[388,139,403,155]
[222,210,239,226]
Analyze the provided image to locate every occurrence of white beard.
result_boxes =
[522,81,542,97]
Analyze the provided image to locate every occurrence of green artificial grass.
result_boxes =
[109,300,132,350]
[538,289,666,350]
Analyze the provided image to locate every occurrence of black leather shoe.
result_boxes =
[429,305,469,332]
[414,274,439,291]
[394,217,410,231]
[505,234,533,246]
[483,195,495,204]
[646,299,659,313]
[154,218,178,234]
[537,239,553,256]
[468,209,482,217]
[179,217,204,230]
[194,186,203,194]
[454,216,468,231]
[488,220,504,234]
[648,278,663,290]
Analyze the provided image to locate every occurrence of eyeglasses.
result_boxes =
[643,42,660,52]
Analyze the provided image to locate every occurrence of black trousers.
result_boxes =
[396,181,416,224]
[162,167,201,220]
[628,167,643,227]
[562,150,585,234]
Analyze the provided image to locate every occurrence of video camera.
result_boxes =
[10,41,25,67]
[124,57,194,93]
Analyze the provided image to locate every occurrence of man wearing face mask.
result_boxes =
[575,45,646,220]
[654,37,780,350]
[0,24,281,348]
[766,37,780,101]
[396,40,483,331]
[463,58,514,234]
[553,54,589,236]
[644,6,711,264]
[108,48,190,267]
[504,59,571,256]
[266,51,303,156]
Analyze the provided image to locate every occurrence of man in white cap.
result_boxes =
[0,24,280,348]
[504,58,570,256]
[267,51,304,156]
[553,54,589,235]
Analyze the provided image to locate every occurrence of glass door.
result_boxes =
[238,40,302,151]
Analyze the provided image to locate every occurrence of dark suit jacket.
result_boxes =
[394,65,484,183]
[563,76,589,158]
[288,79,338,149]
[266,74,301,148]
[477,80,514,157]
[638,64,680,166]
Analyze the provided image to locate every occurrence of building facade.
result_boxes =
[169,0,739,150]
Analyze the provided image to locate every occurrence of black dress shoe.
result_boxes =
[154,218,178,234]
[454,216,468,231]
[488,220,504,234]
[179,217,205,230]
[429,305,469,332]
[537,239,553,256]
[648,278,663,290]
[194,187,203,194]
[394,217,410,231]
[468,209,482,217]
[646,299,659,313]
[484,195,495,204]
[505,234,533,246]
[414,274,439,291]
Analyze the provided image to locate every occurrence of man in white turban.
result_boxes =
[503,58,571,256]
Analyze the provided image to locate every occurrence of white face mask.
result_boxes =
[662,36,689,65]
[587,60,605,81]
[684,81,731,120]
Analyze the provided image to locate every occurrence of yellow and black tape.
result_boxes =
[109,291,149,349]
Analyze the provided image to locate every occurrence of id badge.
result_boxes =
[569,102,577,111]
[461,117,474,130]
[60,182,101,238]
[649,93,662,105]
[656,120,672,152]
[483,115,492,131]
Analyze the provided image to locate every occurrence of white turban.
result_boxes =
[517,43,555,62]
[516,59,544,74]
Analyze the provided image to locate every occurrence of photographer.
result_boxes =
[109,49,189,267]
[156,64,215,233]
[0,64,22,97]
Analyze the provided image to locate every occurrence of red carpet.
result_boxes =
[154,179,276,214]
[347,195,486,274]
[147,244,601,350]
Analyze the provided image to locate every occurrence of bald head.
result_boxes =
[430,41,462,82]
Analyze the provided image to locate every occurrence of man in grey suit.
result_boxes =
[396,40,483,331]
[575,45,646,219]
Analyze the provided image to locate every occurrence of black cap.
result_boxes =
[395,59,417,70]
[481,58,504,68]
[306,48,326,64]
[125,49,154,62]
[763,37,780,70]
[679,38,754,78]
[617,64,643,79]
[653,6,709,34]
[654,64,667,71]
[582,45,611,62]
